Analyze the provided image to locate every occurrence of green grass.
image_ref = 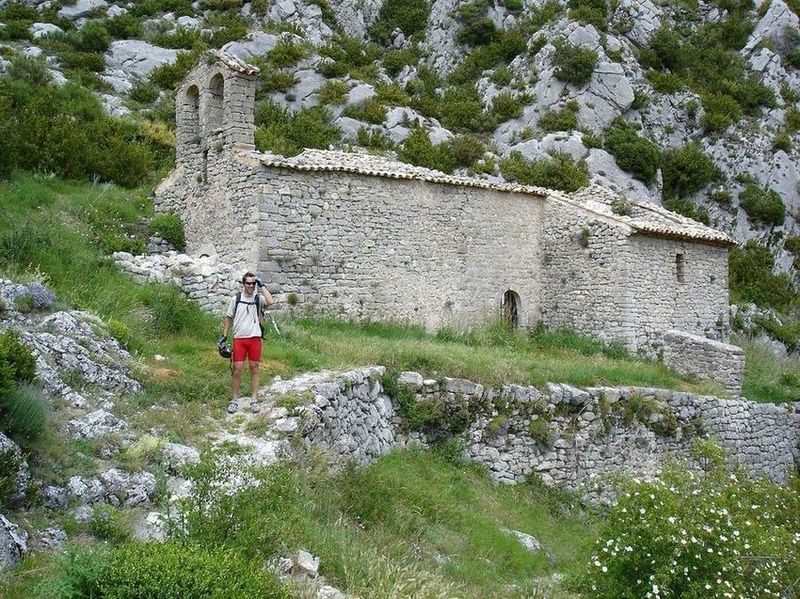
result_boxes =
[736,334,800,403]
[175,448,594,598]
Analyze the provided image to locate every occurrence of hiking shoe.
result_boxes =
[250,401,261,414]
[227,401,239,414]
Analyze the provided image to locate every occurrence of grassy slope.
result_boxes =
[1,171,798,596]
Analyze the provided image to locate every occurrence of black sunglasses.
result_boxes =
[243,281,256,286]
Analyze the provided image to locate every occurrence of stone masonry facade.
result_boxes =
[263,368,800,500]
[155,52,744,391]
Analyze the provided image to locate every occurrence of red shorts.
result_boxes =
[232,337,262,363]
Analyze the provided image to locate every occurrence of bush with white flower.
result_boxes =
[577,441,799,598]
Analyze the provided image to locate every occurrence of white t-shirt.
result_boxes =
[225,291,262,339]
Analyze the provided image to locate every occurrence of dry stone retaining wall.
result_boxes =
[276,368,799,495]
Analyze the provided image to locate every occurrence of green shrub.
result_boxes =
[729,240,795,310]
[106,13,143,39]
[488,91,524,123]
[36,546,109,598]
[369,0,430,45]
[375,82,411,106]
[0,445,23,507]
[255,104,340,157]
[448,29,526,85]
[343,98,388,124]
[397,126,457,174]
[267,38,309,68]
[316,80,349,104]
[738,183,786,227]
[149,50,200,90]
[447,134,485,169]
[603,119,661,184]
[700,93,743,132]
[128,80,160,104]
[97,542,289,598]
[784,235,800,256]
[646,70,685,93]
[0,382,46,446]
[663,197,710,225]
[457,0,497,46]
[499,151,589,192]
[258,68,296,93]
[381,370,471,437]
[438,85,491,133]
[568,0,607,31]
[78,21,111,53]
[382,46,420,77]
[149,213,186,251]
[527,418,554,447]
[773,129,792,152]
[489,66,513,87]
[0,330,36,397]
[89,504,132,544]
[356,127,394,150]
[84,203,148,255]
[552,41,598,86]
[610,196,631,216]
[787,107,800,132]
[538,101,579,132]
[661,143,721,199]
[142,283,207,336]
[577,451,799,598]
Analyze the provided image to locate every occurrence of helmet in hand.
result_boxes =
[218,338,232,359]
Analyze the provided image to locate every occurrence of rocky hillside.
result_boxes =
[0,0,799,272]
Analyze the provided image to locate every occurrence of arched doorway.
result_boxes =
[501,289,520,329]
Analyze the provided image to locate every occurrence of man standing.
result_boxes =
[220,272,274,414]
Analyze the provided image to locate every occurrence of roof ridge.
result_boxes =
[237,148,735,246]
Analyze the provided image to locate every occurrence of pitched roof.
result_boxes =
[241,148,734,247]
[213,50,260,76]
[244,148,550,197]
[568,185,735,246]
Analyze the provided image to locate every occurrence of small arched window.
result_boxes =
[206,73,224,131]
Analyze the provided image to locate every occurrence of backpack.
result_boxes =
[233,292,265,338]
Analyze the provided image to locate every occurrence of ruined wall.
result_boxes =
[661,330,745,399]
[254,165,545,331]
[627,236,730,354]
[273,368,800,497]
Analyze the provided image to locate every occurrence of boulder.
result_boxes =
[221,31,280,60]
[105,40,179,79]
[0,515,27,571]
[58,0,107,19]
[585,148,654,202]
[0,433,30,507]
[612,0,662,47]
[576,62,635,132]
[29,22,63,39]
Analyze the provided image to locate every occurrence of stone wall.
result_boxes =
[540,198,635,347]
[253,166,545,331]
[539,198,730,354]
[627,236,730,354]
[660,330,745,399]
[273,368,800,497]
[112,251,239,313]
